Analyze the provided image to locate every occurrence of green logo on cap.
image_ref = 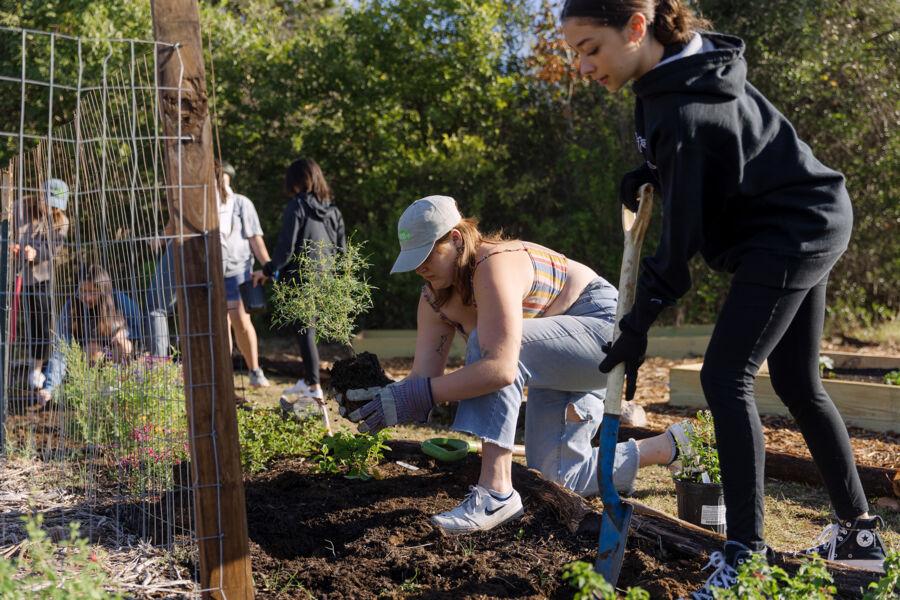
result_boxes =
[398,228,412,242]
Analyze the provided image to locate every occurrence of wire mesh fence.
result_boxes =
[0,25,228,595]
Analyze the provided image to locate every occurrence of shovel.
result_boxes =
[595,183,654,585]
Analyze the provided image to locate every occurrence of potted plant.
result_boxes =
[672,410,725,534]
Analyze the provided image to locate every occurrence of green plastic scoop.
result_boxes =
[420,437,473,462]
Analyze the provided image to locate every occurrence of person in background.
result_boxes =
[256,158,346,407]
[13,178,70,394]
[217,160,272,388]
[559,0,886,595]
[344,195,694,534]
[38,264,143,405]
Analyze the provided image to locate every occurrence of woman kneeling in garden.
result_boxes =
[347,195,691,534]
[38,264,143,405]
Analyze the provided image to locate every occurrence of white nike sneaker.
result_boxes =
[431,485,524,534]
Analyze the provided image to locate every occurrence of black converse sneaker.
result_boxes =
[683,541,763,600]
[792,516,887,572]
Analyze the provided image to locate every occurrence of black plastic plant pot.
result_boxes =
[674,478,726,534]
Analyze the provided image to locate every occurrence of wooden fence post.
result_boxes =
[150,2,254,598]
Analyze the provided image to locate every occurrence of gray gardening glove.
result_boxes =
[347,377,434,434]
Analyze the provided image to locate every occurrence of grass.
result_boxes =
[629,465,899,552]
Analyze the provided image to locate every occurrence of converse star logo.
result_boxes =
[856,530,875,547]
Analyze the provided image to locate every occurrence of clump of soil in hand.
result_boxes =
[329,352,394,414]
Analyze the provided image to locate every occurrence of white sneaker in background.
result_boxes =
[430,485,524,534]
[28,369,46,390]
[249,369,270,388]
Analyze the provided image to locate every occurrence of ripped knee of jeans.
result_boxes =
[566,402,589,423]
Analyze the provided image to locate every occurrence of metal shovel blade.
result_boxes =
[594,414,634,586]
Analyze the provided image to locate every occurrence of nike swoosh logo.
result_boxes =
[485,504,506,516]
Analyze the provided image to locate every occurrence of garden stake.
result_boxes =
[595,183,654,586]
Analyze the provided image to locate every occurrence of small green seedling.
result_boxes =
[0,515,123,599]
[562,561,649,600]
[270,238,374,344]
[237,409,325,474]
[673,410,721,484]
[314,430,391,480]
[862,550,899,600]
[883,370,900,386]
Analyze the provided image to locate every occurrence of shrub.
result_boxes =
[237,408,326,474]
[270,239,374,344]
[313,430,391,480]
[0,514,122,599]
[61,344,188,495]
[673,410,722,484]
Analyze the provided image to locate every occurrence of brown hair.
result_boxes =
[284,158,333,203]
[22,194,68,232]
[560,0,711,45]
[71,264,126,342]
[429,218,505,309]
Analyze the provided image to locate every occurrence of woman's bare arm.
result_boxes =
[409,292,456,379]
[428,255,527,403]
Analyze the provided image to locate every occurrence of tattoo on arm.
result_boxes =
[435,334,448,355]
[479,345,491,359]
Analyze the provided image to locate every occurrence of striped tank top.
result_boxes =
[421,241,569,338]
[473,241,568,319]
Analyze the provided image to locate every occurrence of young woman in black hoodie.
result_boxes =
[559,0,885,596]
[256,158,346,407]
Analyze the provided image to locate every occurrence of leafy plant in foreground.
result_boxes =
[237,408,326,474]
[270,238,374,344]
[314,430,391,480]
[0,514,122,599]
[862,551,899,600]
[562,561,649,599]
[883,370,900,386]
[673,410,722,484]
[711,552,836,599]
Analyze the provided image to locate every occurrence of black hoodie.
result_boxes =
[625,33,853,333]
[264,192,346,279]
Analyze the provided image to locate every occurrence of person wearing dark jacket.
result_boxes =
[560,1,885,597]
[256,158,346,407]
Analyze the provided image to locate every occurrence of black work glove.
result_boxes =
[619,163,656,212]
[598,321,647,401]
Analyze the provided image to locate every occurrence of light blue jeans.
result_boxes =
[452,278,639,497]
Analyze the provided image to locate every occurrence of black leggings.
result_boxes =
[296,326,320,386]
[701,276,867,551]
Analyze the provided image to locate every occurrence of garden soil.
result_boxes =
[245,447,705,600]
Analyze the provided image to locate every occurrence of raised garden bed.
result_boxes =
[669,352,900,433]
[243,441,881,599]
[351,325,714,360]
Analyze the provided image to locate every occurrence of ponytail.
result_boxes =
[560,0,711,45]
[652,0,711,45]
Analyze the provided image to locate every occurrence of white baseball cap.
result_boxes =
[390,195,462,274]
[45,178,69,210]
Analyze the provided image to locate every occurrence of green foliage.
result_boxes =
[562,561,649,600]
[883,370,900,386]
[711,553,836,600]
[863,551,900,600]
[236,408,325,474]
[313,430,391,480]
[0,514,122,599]
[61,343,188,494]
[674,410,722,484]
[4,0,895,330]
[270,238,374,344]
